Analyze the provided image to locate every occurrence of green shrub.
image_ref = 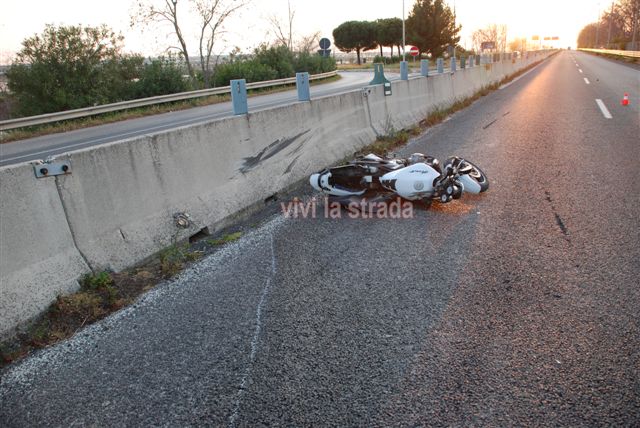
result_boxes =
[133,57,189,98]
[254,45,295,79]
[213,60,278,87]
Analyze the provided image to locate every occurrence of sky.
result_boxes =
[0,0,605,63]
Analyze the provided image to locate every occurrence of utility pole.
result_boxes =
[595,5,601,47]
[607,2,614,48]
[402,0,406,61]
[633,4,638,50]
[453,0,457,59]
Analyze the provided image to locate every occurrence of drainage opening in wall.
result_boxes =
[189,227,210,243]
[264,193,278,204]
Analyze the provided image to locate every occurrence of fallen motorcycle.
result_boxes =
[309,153,489,205]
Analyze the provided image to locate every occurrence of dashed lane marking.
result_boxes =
[595,99,613,119]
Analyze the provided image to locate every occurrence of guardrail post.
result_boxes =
[467,56,473,67]
[231,79,248,115]
[400,61,409,80]
[420,59,429,77]
[437,58,444,73]
[460,56,466,69]
[450,57,457,73]
[476,55,481,66]
[296,72,310,101]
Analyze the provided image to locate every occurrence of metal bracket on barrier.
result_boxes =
[33,159,71,178]
[174,212,192,229]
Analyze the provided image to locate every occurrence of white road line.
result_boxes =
[578,69,583,73]
[584,77,590,84]
[595,99,613,119]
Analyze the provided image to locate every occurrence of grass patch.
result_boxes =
[0,75,341,144]
[0,239,211,369]
[207,231,243,246]
[159,243,203,277]
[584,51,640,64]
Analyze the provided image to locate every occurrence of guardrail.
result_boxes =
[0,70,338,131]
[579,48,640,58]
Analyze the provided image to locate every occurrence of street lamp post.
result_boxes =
[402,0,406,61]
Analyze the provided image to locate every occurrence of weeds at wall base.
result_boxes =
[0,233,241,369]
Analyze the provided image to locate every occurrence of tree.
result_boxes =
[7,24,140,116]
[471,24,507,53]
[375,18,403,57]
[577,23,599,48]
[333,21,377,64]
[508,37,528,53]
[195,0,247,87]
[296,32,321,54]
[254,44,295,78]
[132,0,247,88]
[133,0,194,80]
[406,0,461,58]
[268,0,295,50]
[618,0,640,48]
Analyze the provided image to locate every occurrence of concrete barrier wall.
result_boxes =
[0,165,90,335]
[53,89,376,272]
[0,52,554,337]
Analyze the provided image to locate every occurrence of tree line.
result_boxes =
[577,0,639,49]
[333,0,460,64]
[4,0,338,118]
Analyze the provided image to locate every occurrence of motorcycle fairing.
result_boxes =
[380,163,441,200]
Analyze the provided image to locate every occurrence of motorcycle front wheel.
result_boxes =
[462,160,489,192]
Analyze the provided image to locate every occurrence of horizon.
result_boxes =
[1,0,603,64]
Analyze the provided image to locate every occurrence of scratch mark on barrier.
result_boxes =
[228,233,277,427]
[284,154,302,174]
[240,130,310,173]
[482,118,498,129]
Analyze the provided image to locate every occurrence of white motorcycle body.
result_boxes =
[378,163,441,200]
[310,153,488,204]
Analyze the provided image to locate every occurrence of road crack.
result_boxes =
[545,191,571,242]
[228,233,277,427]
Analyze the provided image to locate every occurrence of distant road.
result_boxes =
[0,71,388,167]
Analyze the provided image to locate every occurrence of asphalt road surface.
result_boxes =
[1,51,639,426]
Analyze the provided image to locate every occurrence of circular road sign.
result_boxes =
[409,46,419,57]
[319,38,331,50]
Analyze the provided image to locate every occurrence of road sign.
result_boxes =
[319,38,331,50]
[318,38,331,58]
[409,46,419,57]
[481,41,496,50]
[532,35,540,40]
